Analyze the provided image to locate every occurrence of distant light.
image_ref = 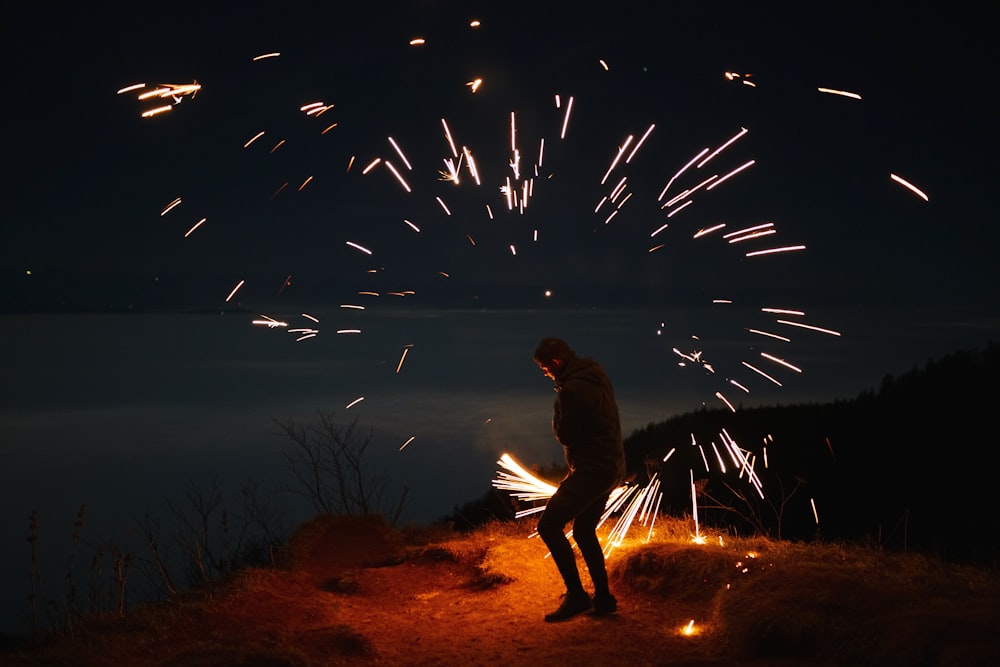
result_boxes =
[544,290,552,298]
[409,38,426,46]
[469,19,481,28]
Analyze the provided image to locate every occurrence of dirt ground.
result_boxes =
[0,516,845,666]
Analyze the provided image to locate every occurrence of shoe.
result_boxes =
[593,593,617,616]
[544,591,593,622]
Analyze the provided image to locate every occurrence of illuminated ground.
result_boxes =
[5,514,1000,666]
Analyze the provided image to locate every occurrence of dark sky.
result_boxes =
[1,0,997,315]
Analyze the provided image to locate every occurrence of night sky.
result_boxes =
[2,1,996,315]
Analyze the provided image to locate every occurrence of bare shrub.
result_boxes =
[274,412,409,524]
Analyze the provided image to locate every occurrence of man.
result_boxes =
[533,337,626,622]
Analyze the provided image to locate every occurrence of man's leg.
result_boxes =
[537,476,604,621]
[572,489,617,614]
[537,485,586,595]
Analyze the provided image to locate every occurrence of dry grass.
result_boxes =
[4,514,999,666]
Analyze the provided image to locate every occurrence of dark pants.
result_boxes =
[536,471,615,597]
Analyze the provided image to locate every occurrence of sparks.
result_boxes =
[745,245,806,257]
[818,87,862,100]
[183,218,206,237]
[890,173,929,201]
[225,280,245,303]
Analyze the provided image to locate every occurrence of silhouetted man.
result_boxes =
[533,337,626,621]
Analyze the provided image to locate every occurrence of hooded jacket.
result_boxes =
[551,354,626,484]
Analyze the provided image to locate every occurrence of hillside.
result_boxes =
[4,514,999,666]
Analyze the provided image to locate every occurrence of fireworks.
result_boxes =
[114,9,930,542]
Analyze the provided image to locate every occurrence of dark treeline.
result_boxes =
[448,343,1000,565]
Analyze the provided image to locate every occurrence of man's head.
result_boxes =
[533,337,575,380]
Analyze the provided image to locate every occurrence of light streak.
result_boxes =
[559,96,574,139]
[697,127,748,169]
[493,453,558,502]
[302,313,319,322]
[762,307,805,316]
[748,328,791,342]
[609,177,628,202]
[345,241,373,255]
[776,319,842,336]
[321,123,337,134]
[387,137,413,170]
[252,52,280,60]
[818,87,862,100]
[270,140,286,153]
[890,173,929,201]
[225,280,245,303]
[336,329,361,334]
[409,38,426,46]
[441,118,458,157]
[810,497,820,523]
[435,196,452,215]
[141,105,171,118]
[403,219,421,232]
[729,379,750,393]
[760,352,802,373]
[464,147,481,185]
[650,222,669,238]
[705,159,755,190]
[252,316,287,328]
[665,174,718,206]
[361,158,381,174]
[693,223,725,238]
[601,135,634,184]
[467,78,483,93]
[243,131,265,148]
[396,346,411,373]
[383,161,412,192]
[666,200,694,218]
[183,218,206,237]
[690,470,701,541]
[116,83,144,94]
[745,245,806,257]
[741,361,782,386]
[160,198,182,216]
[715,391,736,412]
[659,148,709,200]
[399,436,416,451]
[626,124,655,163]
[711,442,726,473]
[681,620,700,637]
[723,222,775,242]
[599,59,609,71]
[298,176,314,191]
